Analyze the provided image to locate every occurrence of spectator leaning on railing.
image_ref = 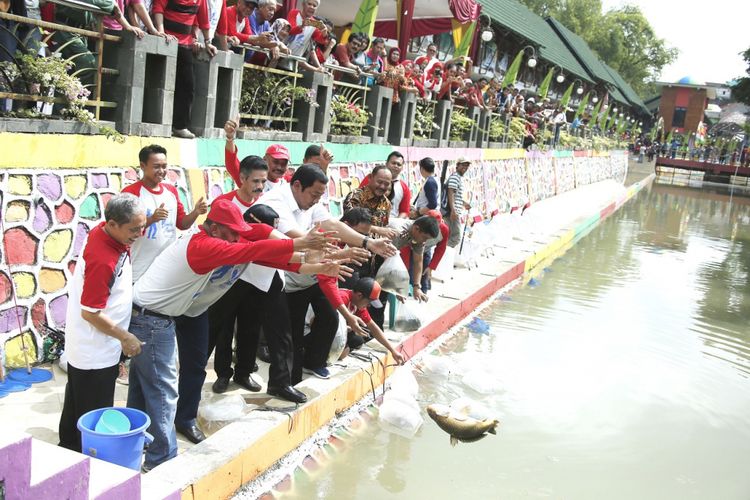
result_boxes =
[287,0,326,73]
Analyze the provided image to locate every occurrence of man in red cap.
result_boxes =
[128,199,344,470]
[223,119,290,194]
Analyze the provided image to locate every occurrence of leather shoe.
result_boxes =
[233,375,261,392]
[212,377,230,394]
[176,423,205,444]
[252,362,259,373]
[258,345,271,364]
[267,385,307,404]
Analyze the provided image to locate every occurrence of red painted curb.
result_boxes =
[599,202,616,219]
[397,262,526,358]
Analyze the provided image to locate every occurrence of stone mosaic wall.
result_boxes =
[0,168,191,367]
[0,152,625,367]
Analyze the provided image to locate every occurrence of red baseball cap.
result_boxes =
[207,199,255,238]
[353,277,383,308]
[266,144,290,160]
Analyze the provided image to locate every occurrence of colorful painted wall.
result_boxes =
[0,133,627,367]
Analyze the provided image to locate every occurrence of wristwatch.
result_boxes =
[361,236,370,249]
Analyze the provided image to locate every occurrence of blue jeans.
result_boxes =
[127,312,178,469]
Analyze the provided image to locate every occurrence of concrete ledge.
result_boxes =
[0,118,116,135]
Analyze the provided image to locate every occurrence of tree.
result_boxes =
[730,47,750,106]
[517,0,677,97]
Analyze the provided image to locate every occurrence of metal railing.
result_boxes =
[0,0,119,120]
[326,64,372,137]
[238,46,308,132]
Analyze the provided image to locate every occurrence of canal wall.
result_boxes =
[0,133,628,369]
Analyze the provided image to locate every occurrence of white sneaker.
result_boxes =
[172,128,195,139]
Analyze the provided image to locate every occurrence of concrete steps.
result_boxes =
[0,430,178,500]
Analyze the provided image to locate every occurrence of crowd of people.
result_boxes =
[58,122,474,472]
[0,0,592,146]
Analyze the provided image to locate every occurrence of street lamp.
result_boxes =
[556,72,565,83]
[570,78,584,95]
[522,45,537,68]
[481,29,494,42]
[591,91,599,103]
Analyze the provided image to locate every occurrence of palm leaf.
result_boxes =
[501,49,524,88]
[590,99,602,124]
[352,0,380,38]
[454,21,476,58]
[559,82,574,108]
[598,105,611,128]
[537,67,554,99]
[574,92,590,120]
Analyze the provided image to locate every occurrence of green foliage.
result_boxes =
[517,0,677,96]
[730,47,750,106]
[454,21,477,58]
[574,92,590,120]
[489,116,505,142]
[537,67,554,99]
[559,82,574,108]
[240,71,317,127]
[507,117,527,146]
[449,108,475,141]
[414,101,437,139]
[501,49,524,88]
[351,0,380,38]
[330,94,370,136]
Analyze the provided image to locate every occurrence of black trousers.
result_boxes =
[287,284,338,383]
[173,45,194,130]
[175,311,209,427]
[58,362,118,452]
[208,273,293,388]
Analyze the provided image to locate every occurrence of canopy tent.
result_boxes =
[311,0,481,57]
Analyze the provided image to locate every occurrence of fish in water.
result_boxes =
[426,403,499,446]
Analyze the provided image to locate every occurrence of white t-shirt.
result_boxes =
[133,224,294,317]
[65,223,132,370]
[390,180,405,218]
[255,183,330,292]
[122,181,185,281]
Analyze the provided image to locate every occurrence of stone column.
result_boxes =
[294,71,333,142]
[191,50,244,138]
[388,90,417,147]
[365,85,393,145]
[432,100,452,147]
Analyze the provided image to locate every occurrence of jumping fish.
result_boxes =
[426,403,499,446]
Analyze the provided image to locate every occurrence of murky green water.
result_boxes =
[275,183,750,499]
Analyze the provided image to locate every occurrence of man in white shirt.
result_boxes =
[257,164,397,381]
[122,144,207,281]
[128,199,341,469]
[58,194,146,452]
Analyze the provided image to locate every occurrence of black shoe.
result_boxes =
[212,377,230,394]
[258,345,271,364]
[267,385,307,404]
[233,375,261,392]
[176,423,205,444]
[252,362,259,373]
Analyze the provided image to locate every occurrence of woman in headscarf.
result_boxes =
[378,47,418,104]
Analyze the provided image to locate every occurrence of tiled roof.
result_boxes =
[545,17,630,107]
[478,0,594,84]
[601,62,649,113]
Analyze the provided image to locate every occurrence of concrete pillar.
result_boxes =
[365,85,393,145]
[294,71,333,142]
[191,50,244,138]
[476,108,491,148]
[465,105,482,145]
[388,90,417,147]
[432,100,452,147]
[102,32,176,137]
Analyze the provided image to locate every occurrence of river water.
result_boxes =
[271,181,750,499]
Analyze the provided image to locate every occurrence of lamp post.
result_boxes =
[522,45,537,68]
[591,91,599,103]
[571,78,584,95]
[555,67,565,83]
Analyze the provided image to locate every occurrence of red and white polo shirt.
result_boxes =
[65,222,132,369]
[121,181,186,281]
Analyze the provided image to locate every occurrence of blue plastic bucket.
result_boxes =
[77,407,153,470]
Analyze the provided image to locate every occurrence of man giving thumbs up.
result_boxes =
[122,144,208,281]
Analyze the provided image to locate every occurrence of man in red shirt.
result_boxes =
[223,119,289,193]
[318,276,404,364]
[153,0,217,138]
[58,194,146,452]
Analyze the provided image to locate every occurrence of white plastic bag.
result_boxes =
[378,397,423,439]
[198,393,247,433]
[419,354,455,377]
[462,369,503,395]
[327,312,348,364]
[388,366,419,400]
[375,255,410,297]
[433,246,455,281]
[393,300,421,332]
